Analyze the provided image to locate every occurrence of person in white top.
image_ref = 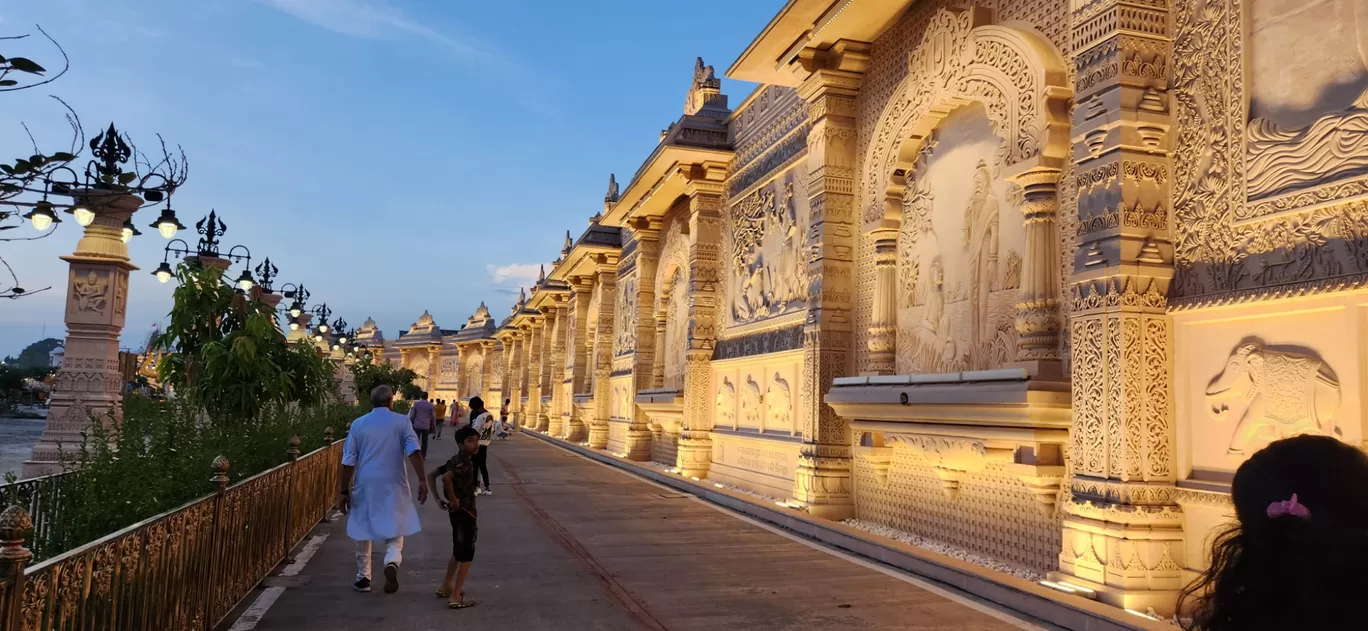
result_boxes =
[467,396,494,495]
[336,385,429,594]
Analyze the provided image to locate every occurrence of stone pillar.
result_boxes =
[25,192,141,477]
[565,277,592,442]
[867,230,898,375]
[526,317,545,430]
[625,219,662,460]
[652,304,668,389]
[480,339,500,405]
[791,42,868,519]
[540,306,560,434]
[427,345,441,395]
[1053,0,1182,615]
[551,301,570,437]
[590,262,617,450]
[676,171,726,479]
[1015,172,1063,363]
[503,333,522,422]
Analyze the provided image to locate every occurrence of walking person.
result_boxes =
[468,396,494,495]
[433,398,448,440]
[428,425,481,609]
[408,392,435,456]
[336,385,429,594]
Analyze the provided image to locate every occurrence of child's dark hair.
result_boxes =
[1179,435,1368,630]
[453,426,479,443]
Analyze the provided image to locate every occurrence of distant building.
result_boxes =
[48,347,64,368]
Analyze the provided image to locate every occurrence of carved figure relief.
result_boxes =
[896,108,1024,374]
[715,377,736,429]
[618,384,632,420]
[741,375,762,429]
[662,270,688,389]
[73,271,109,313]
[614,275,638,356]
[408,354,429,381]
[1206,339,1342,457]
[728,171,810,326]
[1246,0,1368,201]
[466,353,484,397]
[765,373,791,431]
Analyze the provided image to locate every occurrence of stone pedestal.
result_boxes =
[24,192,142,478]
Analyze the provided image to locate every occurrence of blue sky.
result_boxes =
[0,0,779,358]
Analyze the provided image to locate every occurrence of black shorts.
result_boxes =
[450,509,477,562]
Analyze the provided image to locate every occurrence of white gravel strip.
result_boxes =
[842,518,1046,582]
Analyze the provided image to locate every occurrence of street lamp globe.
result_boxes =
[23,201,59,231]
[288,320,300,331]
[120,219,142,243]
[73,205,95,227]
[288,302,303,318]
[149,207,187,239]
[236,269,255,291]
[152,261,174,284]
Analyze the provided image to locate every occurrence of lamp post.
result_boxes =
[280,283,311,342]
[23,123,189,477]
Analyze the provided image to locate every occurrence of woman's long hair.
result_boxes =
[1179,435,1368,630]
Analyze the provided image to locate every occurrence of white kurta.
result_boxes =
[343,408,423,541]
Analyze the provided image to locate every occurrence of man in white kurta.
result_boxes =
[338,385,429,593]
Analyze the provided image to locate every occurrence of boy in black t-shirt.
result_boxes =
[428,425,480,608]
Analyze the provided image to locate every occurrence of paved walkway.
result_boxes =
[231,433,1043,631]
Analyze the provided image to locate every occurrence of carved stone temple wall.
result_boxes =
[362,0,1368,618]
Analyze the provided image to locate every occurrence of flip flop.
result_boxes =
[435,589,451,599]
[448,599,477,609]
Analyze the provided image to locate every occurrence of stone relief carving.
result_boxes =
[896,111,1024,374]
[741,375,762,428]
[408,354,429,381]
[1172,0,1368,305]
[715,376,736,428]
[73,271,109,313]
[765,373,790,430]
[1206,339,1342,457]
[728,172,810,326]
[662,270,688,390]
[466,353,484,397]
[614,275,638,356]
[1245,0,1368,202]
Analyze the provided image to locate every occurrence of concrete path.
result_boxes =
[230,433,1043,631]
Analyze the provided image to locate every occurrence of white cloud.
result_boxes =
[255,0,481,60]
[487,263,542,285]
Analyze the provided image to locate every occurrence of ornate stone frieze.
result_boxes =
[727,170,811,328]
[711,324,804,361]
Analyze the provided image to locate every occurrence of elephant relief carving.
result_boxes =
[715,377,736,428]
[765,373,790,430]
[1206,339,1342,457]
[741,376,762,428]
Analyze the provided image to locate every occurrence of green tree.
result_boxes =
[349,352,420,404]
[10,337,61,369]
[154,263,334,422]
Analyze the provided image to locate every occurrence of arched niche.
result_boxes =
[862,5,1073,375]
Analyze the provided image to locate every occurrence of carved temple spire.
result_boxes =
[605,173,620,203]
[563,230,574,255]
[537,264,545,283]
[684,57,726,116]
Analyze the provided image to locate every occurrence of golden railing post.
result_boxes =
[204,456,229,631]
[282,436,300,564]
[0,506,33,631]
[322,428,335,524]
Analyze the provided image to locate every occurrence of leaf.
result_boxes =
[0,80,16,87]
[7,57,46,74]
[117,172,137,185]
[50,152,75,162]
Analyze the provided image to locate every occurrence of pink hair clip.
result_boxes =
[1266,493,1311,520]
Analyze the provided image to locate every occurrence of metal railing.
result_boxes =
[0,471,80,563]
[0,430,343,631]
